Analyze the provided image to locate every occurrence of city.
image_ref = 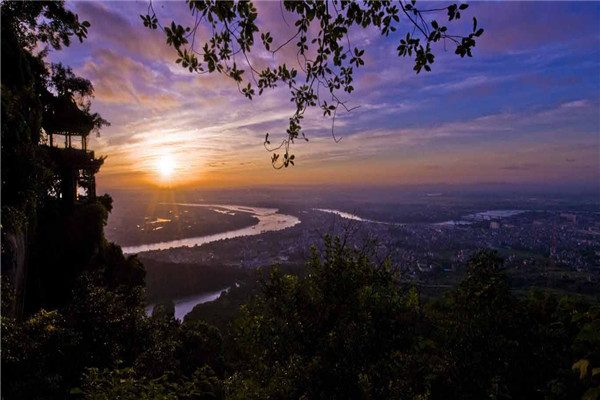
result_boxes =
[104,191,600,303]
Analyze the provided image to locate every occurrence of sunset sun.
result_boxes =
[156,155,175,179]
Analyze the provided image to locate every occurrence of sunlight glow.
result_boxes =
[156,155,176,180]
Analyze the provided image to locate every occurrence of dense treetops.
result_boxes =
[15,238,593,399]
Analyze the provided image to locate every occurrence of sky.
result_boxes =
[50,1,600,190]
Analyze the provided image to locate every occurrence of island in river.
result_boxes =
[106,202,260,248]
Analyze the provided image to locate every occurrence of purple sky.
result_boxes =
[51,1,600,189]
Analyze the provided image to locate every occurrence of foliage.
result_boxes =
[1,274,149,399]
[1,3,150,398]
[69,308,226,399]
[227,235,418,398]
[1,308,80,399]
[1,0,114,317]
[1,12,48,223]
[220,243,596,399]
[42,63,109,137]
[1,0,90,51]
[73,366,221,400]
[1,0,105,217]
[3,234,598,399]
[141,0,484,168]
[571,305,600,400]
[177,320,226,377]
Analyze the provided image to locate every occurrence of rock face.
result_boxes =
[2,227,28,319]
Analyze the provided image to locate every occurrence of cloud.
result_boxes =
[75,2,178,63]
[422,75,499,92]
[324,99,599,167]
[500,163,539,171]
[560,99,590,109]
[473,2,599,53]
[53,2,598,189]
[81,49,179,110]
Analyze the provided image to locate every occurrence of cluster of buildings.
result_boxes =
[142,208,600,293]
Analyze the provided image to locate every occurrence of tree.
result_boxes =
[227,236,424,399]
[1,0,116,316]
[1,3,151,397]
[1,0,97,237]
[442,251,522,398]
[221,243,597,399]
[75,365,222,400]
[142,0,484,168]
[1,1,105,221]
[571,305,600,400]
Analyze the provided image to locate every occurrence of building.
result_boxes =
[42,95,105,205]
[560,213,577,223]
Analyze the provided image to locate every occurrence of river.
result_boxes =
[314,208,529,226]
[313,208,397,225]
[434,210,529,226]
[122,204,300,254]
[137,207,526,319]
[145,287,230,321]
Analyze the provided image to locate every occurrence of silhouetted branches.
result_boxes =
[141,0,483,168]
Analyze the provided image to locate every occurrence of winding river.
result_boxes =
[122,204,300,254]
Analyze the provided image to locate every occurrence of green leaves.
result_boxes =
[229,63,244,83]
[283,153,295,167]
[573,359,591,380]
[398,32,435,73]
[321,101,337,117]
[231,236,412,397]
[71,14,91,43]
[413,43,435,73]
